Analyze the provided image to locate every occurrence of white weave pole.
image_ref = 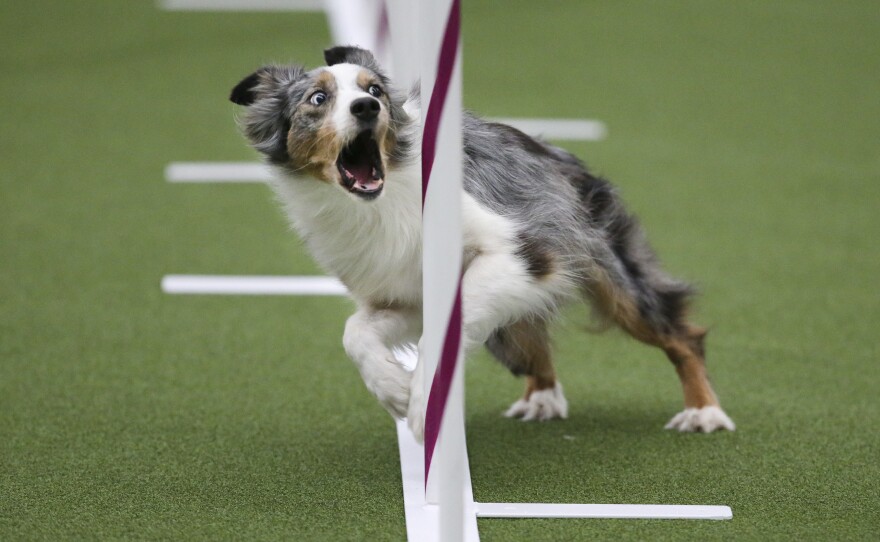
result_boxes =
[384,0,419,86]
[323,0,392,69]
[419,0,467,540]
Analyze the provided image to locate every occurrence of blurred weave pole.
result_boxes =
[418,0,467,541]
[379,1,731,540]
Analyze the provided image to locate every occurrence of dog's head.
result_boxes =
[230,46,411,200]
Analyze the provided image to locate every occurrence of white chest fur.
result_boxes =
[269,157,524,311]
[269,162,425,306]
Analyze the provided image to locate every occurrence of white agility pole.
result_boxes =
[419,0,466,540]
[323,0,392,70]
[384,0,419,86]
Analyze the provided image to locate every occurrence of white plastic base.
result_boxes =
[397,418,731,542]
[476,502,732,520]
[161,275,347,296]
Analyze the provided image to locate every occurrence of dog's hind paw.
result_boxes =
[504,382,568,421]
[665,406,736,432]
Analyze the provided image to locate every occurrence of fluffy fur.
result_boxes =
[230,46,735,440]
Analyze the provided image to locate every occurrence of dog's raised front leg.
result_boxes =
[343,307,419,419]
[406,249,544,442]
[406,346,427,442]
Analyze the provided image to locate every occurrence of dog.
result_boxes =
[229,46,735,440]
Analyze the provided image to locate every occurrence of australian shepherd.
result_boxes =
[230,46,734,440]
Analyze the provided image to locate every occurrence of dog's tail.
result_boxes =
[569,167,697,338]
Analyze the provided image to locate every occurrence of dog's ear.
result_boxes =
[230,71,262,106]
[229,65,304,106]
[324,46,382,73]
[231,65,304,164]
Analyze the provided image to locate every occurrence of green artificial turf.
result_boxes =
[1,1,878,540]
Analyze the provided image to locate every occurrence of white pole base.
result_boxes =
[164,162,273,183]
[476,502,732,520]
[397,419,481,542]
[397,415,731,542]
[161,275,347,296]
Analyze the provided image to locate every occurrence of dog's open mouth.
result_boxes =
[336,131,384,199]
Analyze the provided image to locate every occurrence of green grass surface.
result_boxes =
[2,1,878,540]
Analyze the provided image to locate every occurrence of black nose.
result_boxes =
[350,97,380,121]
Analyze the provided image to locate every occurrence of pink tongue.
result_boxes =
[348,164,380,190]
[348,163,372,182]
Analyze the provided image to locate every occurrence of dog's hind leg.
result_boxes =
[589,270,735,432]
[486,318,568,421]
[574,174,735,432]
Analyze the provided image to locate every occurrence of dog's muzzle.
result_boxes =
[336,130,384,200]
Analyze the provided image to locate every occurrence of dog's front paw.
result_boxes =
[406,395,425,444]
[406,364,426,443]
[376,387,409,419]
[368,362,411,419]
[504,382,568,421]
[665,406,735,432]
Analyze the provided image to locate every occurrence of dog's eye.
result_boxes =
[367,85,383,98]
[309,91,327,106]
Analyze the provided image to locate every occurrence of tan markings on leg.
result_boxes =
[589,272,657,343]
[502,319,557,399]
[525,375,555,398]
[662,327,718,409]
[590,272,720,410]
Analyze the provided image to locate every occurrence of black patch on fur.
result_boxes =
[571,170,650,293]
[271,117,293,164]
[490,122,555,159]
[574,172,615,219]
[324,46,355,65]
[324,46,382,73]
[230,72,261,106]
[516,233,554,278]
[608,220,695,335]
[656,285,694,332]
[568,165,696,334]
[610,224,644,281]
[570,172,645,283]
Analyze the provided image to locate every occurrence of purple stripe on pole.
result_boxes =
[420,0,461,208]
[424,278,462,483]
[421,0,462,483]
[376,1,389,58]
